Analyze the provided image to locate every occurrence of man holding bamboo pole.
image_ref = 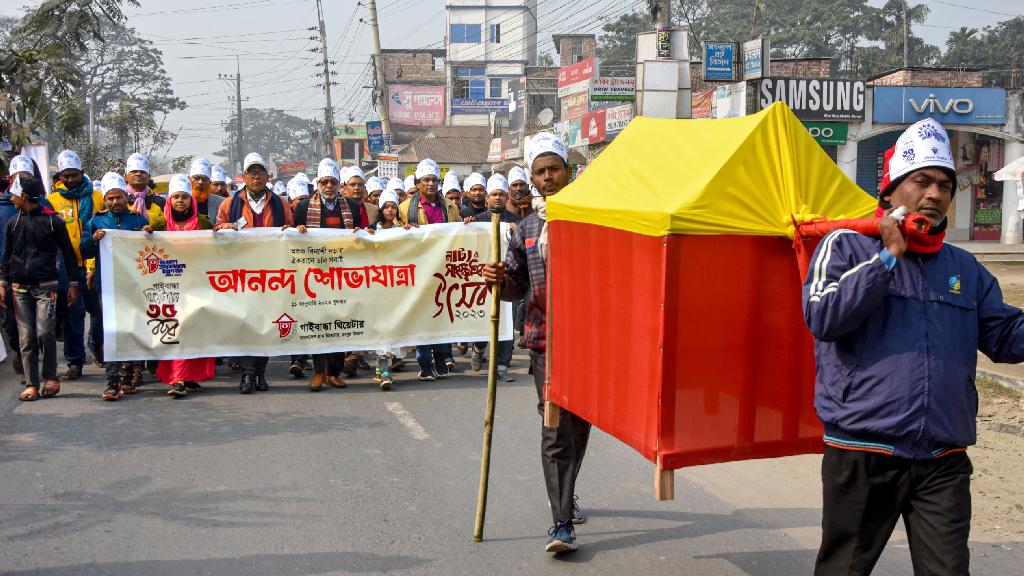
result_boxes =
[482,133,591,553]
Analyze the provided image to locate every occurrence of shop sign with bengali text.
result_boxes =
[387,84,446,126]
[703,42,736,81]
[451,98,509,115]
[277,161,306,178]
[604,104,633,135]
[366,121,384,152]
[487,137,503,163]
[742,37,769,80]
[560,91,590,121]
[591,77,636,101]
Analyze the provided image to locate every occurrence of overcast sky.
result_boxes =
[4,0,1021,166]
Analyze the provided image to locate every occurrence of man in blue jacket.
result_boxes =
[803,117,1024,575]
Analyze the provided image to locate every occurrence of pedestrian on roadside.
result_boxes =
[79,172,150,400]
[459,172,487,218]
[188,157,224,223]
[804,117,1024,576]
[2,175,81,402]
[215,152,293,394]
[142,175,216,399]
[443,171,462,205]
[482,133,590,553]
[399,159,461,381]
[47,150,103,381]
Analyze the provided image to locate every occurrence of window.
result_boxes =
[450,23,482,44]
[469,79,486,99]
[489,78,503,98]
[489,24,500,43]
[571,37,583,63]
[455,66,485,77]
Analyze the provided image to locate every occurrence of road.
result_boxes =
[0,351,1020,575]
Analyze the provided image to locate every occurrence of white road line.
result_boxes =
[385,401,432,440]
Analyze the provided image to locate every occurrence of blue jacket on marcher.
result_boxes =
[80,208,148,290]
[802,229,1024,459]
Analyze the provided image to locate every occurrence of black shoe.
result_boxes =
[239,374,254,394]
[254,374,269,391]
[167,382,189,398]
[184,381,202,391]
[289,362,304,378]
[63,364,83,380]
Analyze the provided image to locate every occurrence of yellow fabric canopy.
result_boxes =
[547,102,878,238]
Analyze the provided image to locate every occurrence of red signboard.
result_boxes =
[581,109,607,145]
[692,90,714,119]
[557,58,597,88]
[387,84,446,127]
[560,91,589,121]
[277,161,306,178]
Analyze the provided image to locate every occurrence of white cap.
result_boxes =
[404,175,416,191]
[378,190,400,208]
[100,172,127,196]
[189,157,212,178]
[525,133,569,170]
[387,178,405,194]
[169,174,192,196]
[293,172,310,184]
[316,158,341,182]
[366,176,385,193]
[93,180,102,192]
[9,174,23,198]
[346,166,365,183]
[443,172,461,192]
[272,180,287,197]
[415,159,440,180]
[487,173,509,193]
[243,152,266,172]
[508,166,529,185]
[889,118,956,184]
[9,154,33,174]
[125,152,151,174]
[287,177,310,200]
[464,172,487,191]
[211,165,228,183]
[57,150,82,173]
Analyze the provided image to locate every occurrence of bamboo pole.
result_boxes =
[473,209,503,542]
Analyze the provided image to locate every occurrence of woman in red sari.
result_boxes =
[143,174,215,398]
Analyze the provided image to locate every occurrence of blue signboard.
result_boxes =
[450,98,509,115]
[365,120,383,153]
[703,42,736,81]
[873,87,1006,125]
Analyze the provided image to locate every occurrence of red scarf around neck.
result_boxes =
[873,207,945,254]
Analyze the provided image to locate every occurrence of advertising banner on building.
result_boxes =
[277,161,306,178]
[387,84,446,126]
[366,121,384,153]
[757,78,866,121]
[487,137,503,163]
[558,58,597,89]
[714,82,747,119]
[451,98,509,115]
[560,91,589,121]
[581,109,606,145]
[334,124,367,139]
[872,86,1006,125]
[742,37,769,80]
[591,77,636,101]
[604,104,634,135]
[703,42,736,81]
[504,77,527,160]
[802,121,849,145]
[692,89,714,119]
[99,226,512,360]
[556,118,583,148]
[376,153,398,180]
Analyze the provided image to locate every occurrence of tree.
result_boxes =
[170,154,194,173]
[940,17,1024,87]
[537,51,554,67]
[217,108,319,170]
[597,11,648,72]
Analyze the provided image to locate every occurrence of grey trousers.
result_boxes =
[13,285,59,388]
[531,350,591,524]
[237,356,269,376]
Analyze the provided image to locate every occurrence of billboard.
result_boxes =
[757,78,866,121]
[591,77,636,102]
[366,121,383,153]
[387,84,446,126]
[872,87,1006,125]
[333,124,367,139]
[703,42,736,81]
[451,98,509,115]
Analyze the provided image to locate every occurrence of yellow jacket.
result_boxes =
[47,186,104,271]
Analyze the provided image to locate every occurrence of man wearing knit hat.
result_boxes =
[482,132,590,553]
[803,117,1024,575]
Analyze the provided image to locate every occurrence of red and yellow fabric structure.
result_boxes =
[545,102,877,497]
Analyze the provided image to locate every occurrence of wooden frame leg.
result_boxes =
[655,461,674,501]
[543,400,561,428]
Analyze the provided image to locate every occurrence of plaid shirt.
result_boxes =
[502,212,547,351]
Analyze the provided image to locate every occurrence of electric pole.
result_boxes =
[903,0,910,68]
[314,0,336,159]
[367,0,391,151]
[218,56,244,172]
[651,0,670,28]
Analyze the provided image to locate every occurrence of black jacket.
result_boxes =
[0,205,81,286]
[293,197,366,228]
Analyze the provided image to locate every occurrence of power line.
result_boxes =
[925,0,1022,18]
[127,0,307,17]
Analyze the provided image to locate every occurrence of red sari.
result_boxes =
[155,197,216,385]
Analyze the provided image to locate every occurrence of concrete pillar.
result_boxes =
[1000,140,1024,245]
[836,141,858,184]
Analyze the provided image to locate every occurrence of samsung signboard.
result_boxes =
[873,87,1006,125]
[758,78,865,121]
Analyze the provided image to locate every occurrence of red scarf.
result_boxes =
[873,207,944,254]
[164,197,200,231]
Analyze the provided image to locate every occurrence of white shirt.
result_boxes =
[246,190,268,215]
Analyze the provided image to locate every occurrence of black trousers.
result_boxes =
[815,446,972,576]
[531,351,591,524]
[312,353,343,376]
[237,356,268,376]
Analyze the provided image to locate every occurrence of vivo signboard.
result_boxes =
[873,87,1006,125]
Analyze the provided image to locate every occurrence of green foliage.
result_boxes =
[170,155,194,173]
[218,108,320,171]
[940,17,1024,87]
[537,52,554,67]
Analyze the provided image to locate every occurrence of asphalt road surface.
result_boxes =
[0,351,1020,575]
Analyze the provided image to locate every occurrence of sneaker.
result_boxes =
[571,495,587,524]
[167,382,188,398]
[184,381,202,391]
[379,371,393,391]
[418,369,436,382]
[102,382,122,401]
[497,367,515,382]
[545,520,577,553]
[471,352,484,372]
[433,365,448,380]
[63,364,83,380]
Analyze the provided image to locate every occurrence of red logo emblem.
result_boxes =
[273,313,296,338]
[135,246,169,275]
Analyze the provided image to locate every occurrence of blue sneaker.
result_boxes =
[545,520,577,553]
[571,495,587,524]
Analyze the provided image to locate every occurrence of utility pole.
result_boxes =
[367,0,391,151]
[314,0,336,159]
[903,0,910,68]
[652,0,670,28]
[750,0,761,38]
[218,57,244,171]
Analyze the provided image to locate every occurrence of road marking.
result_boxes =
[385,401,432,440]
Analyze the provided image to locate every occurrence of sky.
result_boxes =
[4,0,1022,166]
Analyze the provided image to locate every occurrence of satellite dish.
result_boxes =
[537,108,554,126]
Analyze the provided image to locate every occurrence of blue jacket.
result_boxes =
[802,229,1024,459]
[80,209,148,289]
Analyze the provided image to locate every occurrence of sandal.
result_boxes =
[40,379,60,398]
[19,387,39,401]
